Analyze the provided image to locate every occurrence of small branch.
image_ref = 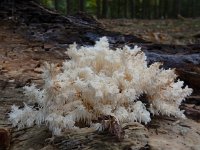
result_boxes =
[30,1,59,15]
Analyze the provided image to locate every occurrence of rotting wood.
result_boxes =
[0,1,200,150]
[0,128,11,150]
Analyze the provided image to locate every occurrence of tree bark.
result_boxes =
[124,0,128,18]
[102,0,108,18]
[67,0,73,15]
[130,0,136,18]
[96,0,101,18]
[79,0,85,11]
[54,0,59,10]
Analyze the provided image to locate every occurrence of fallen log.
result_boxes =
[0,1,200,150]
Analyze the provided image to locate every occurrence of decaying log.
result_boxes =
[52,124,149,150]
[0,1,200,150]
[180,104,200,121]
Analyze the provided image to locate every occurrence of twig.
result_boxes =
[30,1,59,15]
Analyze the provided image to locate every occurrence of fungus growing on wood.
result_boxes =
[9,37,192,136]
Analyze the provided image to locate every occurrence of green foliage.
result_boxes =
[40,0,54,9]
[85,0,97,14]
[56,0,67,14]
[38,0,200,19]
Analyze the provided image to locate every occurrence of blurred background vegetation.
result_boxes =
[38,0,200,19]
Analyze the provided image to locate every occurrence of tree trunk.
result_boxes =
[54,0,59,10]
[124,0,128,18]
[130,0,136,18]
[96,0,101,18]
[175,0,181,17]
[102,0,108,18]
[67,0,72,15]
[117,0,121,18]
[79,0,85,11]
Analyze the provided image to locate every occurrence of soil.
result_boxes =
[100,19,200,45]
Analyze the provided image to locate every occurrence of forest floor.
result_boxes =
[100,18,200,45]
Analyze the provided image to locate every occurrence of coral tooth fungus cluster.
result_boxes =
[9,37,192,135]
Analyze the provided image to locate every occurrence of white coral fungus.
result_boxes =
[9,37,192,135]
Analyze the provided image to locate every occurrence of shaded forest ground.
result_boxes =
[100,18,200,45]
